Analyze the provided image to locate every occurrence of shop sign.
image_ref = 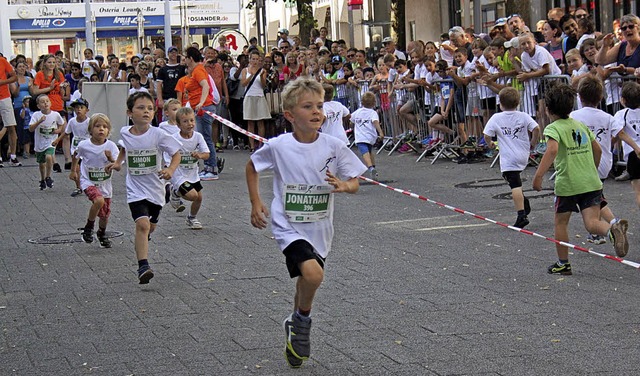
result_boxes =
[10,17,85,30]
[96,15,164,28]
[94,2,165,17]
[10,4,82,19]
[172,0,240,26]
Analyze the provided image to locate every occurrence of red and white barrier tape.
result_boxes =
[203,110,639,270]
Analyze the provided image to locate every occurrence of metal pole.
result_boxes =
[256,0,267,49]
[85,0,94,51]
[473,0,482,33]
[164,0,172,53]
[137,9,145,53]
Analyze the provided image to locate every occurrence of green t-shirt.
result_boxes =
[543,118,602,196]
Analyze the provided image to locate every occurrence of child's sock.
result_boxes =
[138,259,149,269]
[85,219,95,230]
[297,308,311,319]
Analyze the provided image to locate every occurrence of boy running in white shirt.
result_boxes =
[246,78,366,368]
[60,98,91,197]
[350,91,384,178]
[29,94,65,190]
[613,81,640,213]
[158,98,181,135]
[320,83,350,145]
[70,113,120,248]
[483,87,539,228]
[170,107,210,229]
[571,76,640,244]
[112,92,182,284]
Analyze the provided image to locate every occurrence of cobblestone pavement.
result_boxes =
[1,148,639,375]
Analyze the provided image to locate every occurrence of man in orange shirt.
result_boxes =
[0,56,18,167]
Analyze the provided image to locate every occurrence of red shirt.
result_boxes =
[34,70,66,111]
[0,57,14,100]
[185,64,213,108]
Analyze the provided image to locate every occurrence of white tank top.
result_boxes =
[244,69,265,97]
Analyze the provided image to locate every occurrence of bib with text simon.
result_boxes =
[283,184,332,223]
[127,149,158,175]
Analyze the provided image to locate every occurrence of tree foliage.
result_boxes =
[246,0,316,48]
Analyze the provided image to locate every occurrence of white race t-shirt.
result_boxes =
[171,131,209,187]
[30,111,65,152]
[158,121,180,135]
[483,110,538,172]
[76,139,120,197]
[250,133,367,258]
[119,126,182,206]
[351,107,380,145]
[321,101,350,145]
[571,107,620,179]
[520,45,562,103]
[65,116,90,155]
[457,60,478,97]
[614,108,640,160]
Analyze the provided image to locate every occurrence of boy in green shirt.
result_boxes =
[533,83,629,275]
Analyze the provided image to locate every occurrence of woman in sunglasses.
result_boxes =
[596,14,640,74]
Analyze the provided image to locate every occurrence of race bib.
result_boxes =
[179,151,198,170]
[283,184,332,223]
[39,126,54,135]
[88,167,111,185]
[72,136,86,148]
[127,148,158,175]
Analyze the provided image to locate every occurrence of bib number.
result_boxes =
[179,151,198,170]
[88,167,111,185]
[283,184,332,223]
[127,149,158,175]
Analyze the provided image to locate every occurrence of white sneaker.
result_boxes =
[170,189,185,212]
[186,216,202,230]
[615,171,631,181]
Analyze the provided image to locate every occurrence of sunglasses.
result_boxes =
[507,14,521,21]
[621,24,636,31]
[576,14,588,19]
[347,54,355,58]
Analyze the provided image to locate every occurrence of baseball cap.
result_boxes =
[70,98,89,108]
[168,46,178,53]
[331,55,342,64]
[494,17,508,27]
[504,37,520,49]
[382,37,393,44]
[319,46,330,53]
[278,28,289,35]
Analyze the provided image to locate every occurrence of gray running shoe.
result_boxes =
[609,219,629,257]
[283,313,311,360]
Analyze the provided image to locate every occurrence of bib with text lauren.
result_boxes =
[283,184,332,223]
[127,148,158,176]
[88,167,112,185]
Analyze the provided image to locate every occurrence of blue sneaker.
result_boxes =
[138,266,154,284]
[199,171,218,181]
[421,136,432,145]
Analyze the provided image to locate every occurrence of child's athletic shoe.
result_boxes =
[217,157,225,174]
[608,219,629,257]
[283,313,311,361]
[461,140,476,149]
[285,347,304,368]
[80,227,94,243]
[10,158,22,167]
[199,171,218,181]
[615,171,630,181]
[587,234,606,245]
[22,153,29,159]
[548,261,572,275]
[39,180,46,190]
[170,190,186,212]
[186,216,203,230]
[513,215,529,229]
[137,265,154,284]
[0,158,4,167]
[70,188,83,197]
[97,232,112,248]
[53,163,62,173]
[45,177,54,189]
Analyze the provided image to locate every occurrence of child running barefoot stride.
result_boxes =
[170,107,210,229]
[246,78,366,368]
[533,83,629,275]
[113,92,182,284]
[70,113,120,247]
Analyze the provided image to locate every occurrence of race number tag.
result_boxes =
[88,167,111,185]
[39,126,54,135]
[127,149,158,175]
[283,184,332,223]
[179,151,198,170]
[72,137,86,148]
